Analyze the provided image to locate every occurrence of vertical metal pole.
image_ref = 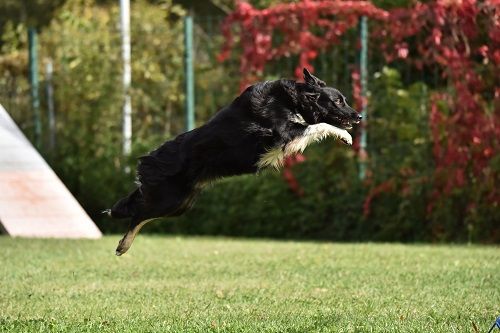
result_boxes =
[46,59,56,151]
[28,27,41,148]
[184,14,195,131]
[120,0,132,156]
[359,16,368,180]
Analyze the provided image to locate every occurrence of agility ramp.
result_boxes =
[0,103,101,238]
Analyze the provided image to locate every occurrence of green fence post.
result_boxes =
[359,16,368,180]
[184,14,195,131]
[28,27,41,148]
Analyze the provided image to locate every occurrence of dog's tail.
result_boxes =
[105,188,143,219]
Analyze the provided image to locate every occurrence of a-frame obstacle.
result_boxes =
[0,103,101,238]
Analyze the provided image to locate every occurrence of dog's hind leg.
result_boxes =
[115,217,155,256]
[114,196,192,256]
[114,183,201,256]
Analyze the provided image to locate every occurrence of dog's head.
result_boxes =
[298,68,362,130]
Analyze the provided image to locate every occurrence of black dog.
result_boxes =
[108,68,361,255]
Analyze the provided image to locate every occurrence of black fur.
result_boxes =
[110,69,361,254]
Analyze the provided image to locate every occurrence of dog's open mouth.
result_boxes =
[341,119,361,130]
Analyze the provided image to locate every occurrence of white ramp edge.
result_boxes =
[0,103,102,238]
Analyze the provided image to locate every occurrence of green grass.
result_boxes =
[0,236,498,332]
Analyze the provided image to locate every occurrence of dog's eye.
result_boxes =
[334,98,342,105]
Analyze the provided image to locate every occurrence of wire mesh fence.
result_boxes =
[0,15,433,152]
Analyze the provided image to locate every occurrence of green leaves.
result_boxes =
[15,0,187,226]
[0,0,67,29]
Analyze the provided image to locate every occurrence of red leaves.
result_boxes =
[375,0,498,213]
[219,0,388,196]
[351,69,362,111]
[220,0,388,82]
[283,155,306,196]
[220,0,499,214]
[402,0,500,214]
[363,179,395,217]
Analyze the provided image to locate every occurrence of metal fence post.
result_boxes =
[359,16,368,180]
[120,0,132,156]
[184,14,195,131]
[28,27,41,148]
[45,59,56,151]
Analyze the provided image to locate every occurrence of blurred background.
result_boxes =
[0,0,498,242]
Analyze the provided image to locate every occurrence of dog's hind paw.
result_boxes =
[115,238,128,256]
[115,232,134,256]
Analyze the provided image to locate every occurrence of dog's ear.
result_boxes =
[303,68,326,88]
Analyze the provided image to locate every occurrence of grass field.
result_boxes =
[0,236,498,332]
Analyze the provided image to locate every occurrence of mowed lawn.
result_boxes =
[0,236,498,333]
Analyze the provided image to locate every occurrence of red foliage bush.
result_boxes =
[220,0,387,89]
[220,0,499,236]
[219,0,388,195]
[378,0,500,218]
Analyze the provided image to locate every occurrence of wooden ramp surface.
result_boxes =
[0,103,101,238]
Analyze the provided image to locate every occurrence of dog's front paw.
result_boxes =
[340,132,353,145]
[342,137,352,145]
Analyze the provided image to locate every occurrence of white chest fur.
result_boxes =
[256,123,352,170]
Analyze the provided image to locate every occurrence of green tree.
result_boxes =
[0,0,67,28]
[40,0,186,228]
